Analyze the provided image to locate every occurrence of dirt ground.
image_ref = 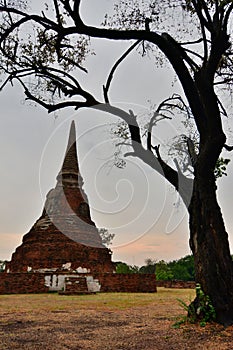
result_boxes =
[0,288,232,350]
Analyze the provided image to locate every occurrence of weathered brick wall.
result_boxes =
[94,273,157,293]
[64,276,88,293]
[0,272,157,294]
[156,280,195,289]
[0,273,49,294]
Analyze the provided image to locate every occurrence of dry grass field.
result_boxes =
[0,288,233,350]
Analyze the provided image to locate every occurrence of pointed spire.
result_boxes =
[57,120,79,181]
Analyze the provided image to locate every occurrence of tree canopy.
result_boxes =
[0,0,232,205]
[115,255,195,281]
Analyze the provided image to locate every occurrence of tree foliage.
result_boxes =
[139,258,156,274]
[115,262,139,274]
[98,228,115,247]
[116,255,195,281]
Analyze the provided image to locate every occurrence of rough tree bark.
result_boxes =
[189,174,233,325]
[187,65,233,325]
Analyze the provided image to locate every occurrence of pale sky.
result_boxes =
[0,0,232,266]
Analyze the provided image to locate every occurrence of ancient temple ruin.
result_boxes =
[7,121,114,274]
[0,121,156,294]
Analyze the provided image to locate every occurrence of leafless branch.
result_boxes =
[183,47,204,61]
[217,97,228,117]
[180,38,203,46]
[103,39,141,103]
[224,144,233,152]
[147,94,190,152]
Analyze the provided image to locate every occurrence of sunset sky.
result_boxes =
[0,0,232,266]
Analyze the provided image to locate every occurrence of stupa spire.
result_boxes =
[57,120,79,182]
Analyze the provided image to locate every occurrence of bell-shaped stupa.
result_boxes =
[7,121,114,273]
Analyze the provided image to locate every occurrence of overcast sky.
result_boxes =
[0,0,232,266]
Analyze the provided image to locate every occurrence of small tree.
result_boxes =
[115,262,139,274]
[139,258,156,274]
[98,228,115,247]
[156,260,174,281]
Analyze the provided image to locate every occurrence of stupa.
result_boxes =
[7,121,114,273]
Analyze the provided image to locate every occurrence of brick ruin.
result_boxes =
[0,272,157,294]
[156,280,195,289]
[0,121,156,294]
[6,121,114,274]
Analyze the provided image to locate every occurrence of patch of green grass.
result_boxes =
[0,288,195,314]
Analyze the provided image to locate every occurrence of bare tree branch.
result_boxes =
[147,94,190,152]
[224,144,233,152]
[103,39,141,103]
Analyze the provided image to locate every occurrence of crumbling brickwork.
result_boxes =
[0,273,49,294]
[95,273,157,293]
[156,280,195,288]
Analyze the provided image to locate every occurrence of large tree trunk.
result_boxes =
[189,172,233,326]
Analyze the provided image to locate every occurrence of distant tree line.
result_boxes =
[115,255,195,281]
